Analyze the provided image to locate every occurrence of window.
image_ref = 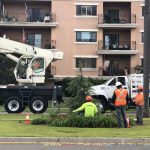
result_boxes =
[141,32,144,43]
[27,34,42,47]
[76,5,97,16]
[76,58,96,68]
[118,77,126,86]
[27,8,42,22]
[76,31,97,42]
[104,10,119,23]
[104,34,119,50]
[108,78,116,86]
[31,58,44,73]
[142,6,144,17]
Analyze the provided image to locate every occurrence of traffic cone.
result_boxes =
[25,114,31,125]
[126,115,130,128]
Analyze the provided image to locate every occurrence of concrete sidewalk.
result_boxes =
[0,137,150,144]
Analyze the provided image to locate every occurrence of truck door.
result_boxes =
[105,77,117,99]
[30,57,45,83]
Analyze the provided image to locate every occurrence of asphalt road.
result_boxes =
[0,142,150,150]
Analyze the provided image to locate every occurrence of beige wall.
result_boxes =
[1,0,144,77]
[52,0,104,77]
[131,1,144,67]
[51,0,144,77]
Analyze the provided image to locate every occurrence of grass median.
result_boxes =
[0,112,150,138]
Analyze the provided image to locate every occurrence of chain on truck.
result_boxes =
[90,74,144,112]
[0,37,64,113]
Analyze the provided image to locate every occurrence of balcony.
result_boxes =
[25,39,56,49]
[12,38,56,49]
[97,14,138,29]
[0,11,57,28]
[97,40,137,55]
[98,66,139,76]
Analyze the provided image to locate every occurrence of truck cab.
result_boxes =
[15,56,46,84]
[90,76,129,112]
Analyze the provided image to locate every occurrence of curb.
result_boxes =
[0,137,150,144]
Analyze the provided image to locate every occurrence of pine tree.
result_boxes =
[0,55,16,84]
[66,64,93,111]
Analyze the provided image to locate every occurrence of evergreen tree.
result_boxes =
[0,55,16,84]
[66,65,93,111]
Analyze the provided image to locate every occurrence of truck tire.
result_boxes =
[97,97,108,113]
[4,96,23,113]
[29,96,48,114]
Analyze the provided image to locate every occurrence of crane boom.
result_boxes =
[0,37,35,55]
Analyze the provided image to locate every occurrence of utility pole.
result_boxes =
[143,0,150,117]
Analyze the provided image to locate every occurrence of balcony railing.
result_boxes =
[98,66,139,76]
[12,38,56,49]
[98,40,136,50]
[25,39,56,49]
[98,14,136,24]
[0,11,56,22]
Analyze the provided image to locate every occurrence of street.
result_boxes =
[0,142,150,150]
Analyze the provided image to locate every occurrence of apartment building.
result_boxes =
[0,0,144,79]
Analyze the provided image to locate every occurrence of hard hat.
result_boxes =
[116,82,122,87]
[137,86,143,90]
[86,96,92,101]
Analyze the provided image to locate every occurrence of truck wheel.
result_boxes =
[5,96,22,113]
[97,98,108,113]
[29,96,48,114]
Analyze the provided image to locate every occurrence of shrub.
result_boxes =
[66,75,93,111]
[51,113,118,128]
[31,113,136,128]
[88,77,107,85]
[62,77,72,97]
[0,55,16,84]
[31,118,50,125]
[62,77,106,97]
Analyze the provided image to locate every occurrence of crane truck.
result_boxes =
[0,37,64,113]
[90,74,144,112]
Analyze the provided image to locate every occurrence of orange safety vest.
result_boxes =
[134,92,144,106]
[114,89,127,106]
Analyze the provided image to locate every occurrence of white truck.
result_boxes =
[0,37,64,113]
[90,74,143,112]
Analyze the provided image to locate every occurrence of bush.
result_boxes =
[88,77,107,85]
[62,77,72,97]
[62,77,106,97]
[31,114,69,125]
[31,118,50,125]
[66,75,93,111]
[51,113,118,128]
[0,55,16,84]
[31,113,135,128]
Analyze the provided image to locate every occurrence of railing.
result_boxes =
[0,11,56,22]
[25,39,56,49]
[98,40,136,50]
[98,67,139,76]
[12,38,56,49]
[98,14,136,24]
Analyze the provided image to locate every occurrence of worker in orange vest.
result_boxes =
[111,82,129,128]
[133,86,144,125]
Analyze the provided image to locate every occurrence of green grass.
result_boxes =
[0,105,150,138]
[0,113,150,138]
